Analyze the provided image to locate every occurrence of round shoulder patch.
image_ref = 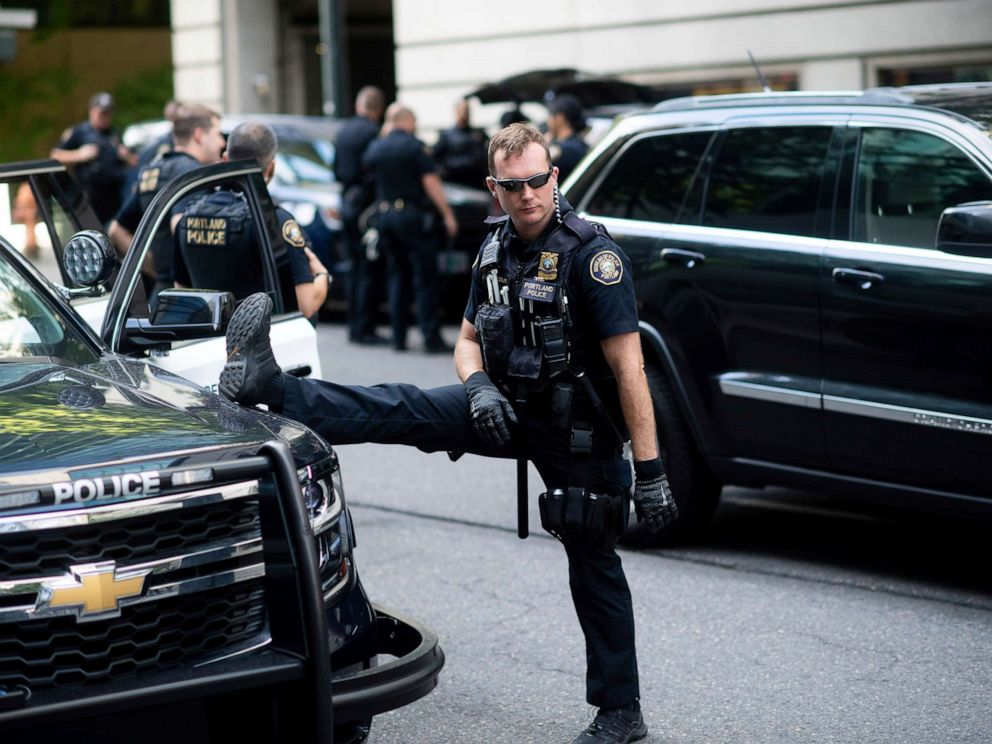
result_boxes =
[589,250,623,286]
[282,218,306,248]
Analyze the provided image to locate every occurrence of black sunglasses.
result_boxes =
[490,170,553,192]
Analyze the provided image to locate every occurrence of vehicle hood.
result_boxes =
[0,356,328,485]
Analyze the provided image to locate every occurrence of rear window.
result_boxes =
[701,126,833,237]
[585,131,712,223]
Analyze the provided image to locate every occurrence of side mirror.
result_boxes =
[63,230,118,290]
[124,289,236,345]
[936,201,992,258]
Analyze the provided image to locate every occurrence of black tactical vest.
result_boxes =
[176,190,262,302]
[475,210,603,392]
[137,152,200,282]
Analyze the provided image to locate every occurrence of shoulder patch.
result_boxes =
[589,250,623,286]
[138,167,160,193]
[282,218,306,248]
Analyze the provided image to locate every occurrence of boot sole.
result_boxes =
[219,293,274,404]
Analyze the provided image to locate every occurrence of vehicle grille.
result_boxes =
[0,484,268,690]
[0,579,265,688]
[0,498,259,580]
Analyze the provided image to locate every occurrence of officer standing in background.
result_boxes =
[136,100,182,171]
[51,92,136,225]
[107,104,226,300]
[433,98,489,188]
[364,102,457,352]
[173,121,330,322]
[335,85,386,345]
[218,123,677,744]
[546,94,589,183]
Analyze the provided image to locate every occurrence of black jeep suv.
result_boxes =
[564,83,992,540]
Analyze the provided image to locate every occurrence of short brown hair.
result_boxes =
[487,123,551,177]
[172,103,220,145]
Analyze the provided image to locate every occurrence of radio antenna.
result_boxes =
[748,50,772,93]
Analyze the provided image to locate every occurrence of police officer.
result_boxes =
[108,103,226,300]
[173,121,329,321]
[51,92,136,225]
[218,123,676,744]
[546,94,589,183]
[336,85,385,345]
[433,98,489,188]
[364,103,457,352]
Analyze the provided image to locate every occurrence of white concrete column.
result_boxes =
[171,0,224,110]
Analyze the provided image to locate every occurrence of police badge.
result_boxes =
[282,218,306,248]
[538,251,559,280]
[590,250,623,286]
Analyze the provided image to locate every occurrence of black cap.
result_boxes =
[547,94,585,131]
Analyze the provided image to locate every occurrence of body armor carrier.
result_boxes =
[138,152,200,283]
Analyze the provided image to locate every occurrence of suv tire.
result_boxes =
[623,363,722,546]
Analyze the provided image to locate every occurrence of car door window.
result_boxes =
[585,132,712,222]
[702,126,834,237]
[852,128,992,249]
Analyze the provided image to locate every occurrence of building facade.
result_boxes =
[171,0,992,133]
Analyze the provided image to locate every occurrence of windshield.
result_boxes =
[274,138,336,187]
[0,251,98,364]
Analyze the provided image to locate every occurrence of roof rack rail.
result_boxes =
[651,88,913,112]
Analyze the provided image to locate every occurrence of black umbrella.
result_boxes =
[468,68,655,108]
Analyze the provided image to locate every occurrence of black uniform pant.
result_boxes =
[341,192,377,341]
[282,375,640,708]
[378,208,441,348]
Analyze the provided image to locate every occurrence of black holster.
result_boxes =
[538,487,624,549]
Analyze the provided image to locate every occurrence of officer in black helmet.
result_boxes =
[173,121,330,322]
[218,123,676,744]
[108,103,226,300]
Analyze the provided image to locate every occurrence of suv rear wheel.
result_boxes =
[623,363,722,546]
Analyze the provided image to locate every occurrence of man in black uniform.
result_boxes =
[364,103,457,352]
[335,85,385,345]
[433,98,489,188]
[546,94,589,183]
[108,103,226,300]
[219,123,676,744]
[51,92,136,225]
[173,121,330,322]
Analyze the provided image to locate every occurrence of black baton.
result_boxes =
[517,456,528,539]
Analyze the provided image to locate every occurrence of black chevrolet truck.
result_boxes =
[0,229,443,742]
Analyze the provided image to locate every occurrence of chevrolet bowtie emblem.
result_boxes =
[36,562,149,622]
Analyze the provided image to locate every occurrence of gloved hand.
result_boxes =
[464,371,518,447]
[633,457,679,532]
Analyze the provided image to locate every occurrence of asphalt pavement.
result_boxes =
[314,320,992,744]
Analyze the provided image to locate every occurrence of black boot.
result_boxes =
[219,293,284,408]
[571,703,647,744]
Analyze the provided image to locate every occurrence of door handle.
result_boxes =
[661,248,706,269]
[831,267,885,290]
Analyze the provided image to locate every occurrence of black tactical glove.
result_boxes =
[464,371,518,447]
[633,457,679,532]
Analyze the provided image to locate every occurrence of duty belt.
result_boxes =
[378,198,407,212]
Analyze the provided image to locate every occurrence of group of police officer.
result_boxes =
[54,95,329,322]
[219,122,676,744]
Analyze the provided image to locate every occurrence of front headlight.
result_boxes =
[299,452,351,601]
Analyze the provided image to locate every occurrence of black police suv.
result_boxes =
[563,82,992,541]
[0,202,442,740]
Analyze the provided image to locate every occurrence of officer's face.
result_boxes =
[200,118,227,165]
[489,142,558,242]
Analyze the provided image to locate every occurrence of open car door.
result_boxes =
[100,160,322,390]
[0,160,108,326]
